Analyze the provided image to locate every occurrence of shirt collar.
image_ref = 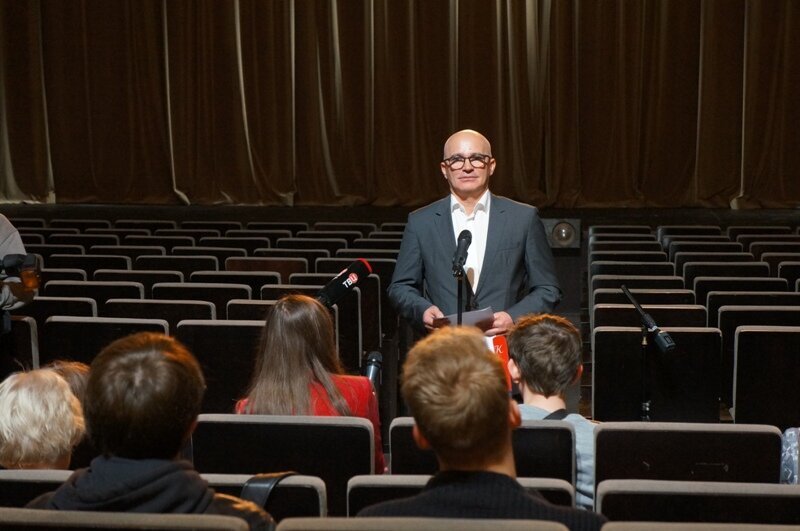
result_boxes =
[450,189,491,214]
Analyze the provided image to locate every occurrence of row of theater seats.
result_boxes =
[8,217,406,414]
[586,224,800,429]
[6,216,799,525]
[96,415,796,517]
[6,478,800,527]
[0,418,796,524]
[6,512,796,531]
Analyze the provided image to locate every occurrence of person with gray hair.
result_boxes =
[0,369,85,470]
[45,360,90,405]
[26,332,274,531]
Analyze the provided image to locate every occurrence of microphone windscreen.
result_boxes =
[316,259,372,308]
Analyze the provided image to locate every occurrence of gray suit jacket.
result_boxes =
[388,194,561,329]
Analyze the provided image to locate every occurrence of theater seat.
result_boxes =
[594,422,782,497]
[592,327,721,422]
[389,417,575,485]
[718,305,800,406]
[43,280,143,314]
[0,507,250,529]
[733,326,800,431]
[347,475,575,515]
[40,316,167,366]
[597,479,800,524]
[0,469,70,507]
[276,517,568,530]
[188,414,374,516]
[175,319,263,413]
[7,316,38,371]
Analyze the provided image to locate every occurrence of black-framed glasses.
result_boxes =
[442,153,492,170]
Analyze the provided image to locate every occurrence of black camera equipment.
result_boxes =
[1,254,40,290]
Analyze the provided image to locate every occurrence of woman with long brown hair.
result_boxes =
[236,294,384,472]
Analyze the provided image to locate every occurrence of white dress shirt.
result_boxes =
[450,190,490,291]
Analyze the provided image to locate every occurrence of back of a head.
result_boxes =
[46,360,90,404]
[260,294,341,374]
[85,332,205,459]
[507,314,582,397]
[402,326,509,466]
[245,294,348,415]
[0,369,85,469]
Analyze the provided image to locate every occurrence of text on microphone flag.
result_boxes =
[343,272,359,288]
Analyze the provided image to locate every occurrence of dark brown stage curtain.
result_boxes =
[735,0,800,208]
[39,0,176,203]
[0,0,51,200]
[0,0,798,207]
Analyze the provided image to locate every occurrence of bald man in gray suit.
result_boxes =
[388,130,561,336]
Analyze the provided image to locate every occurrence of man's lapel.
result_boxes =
[476,194,507,297]
[433,196,456,256]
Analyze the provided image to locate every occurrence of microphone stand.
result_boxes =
[454,265,465,326]
[621,285,652,421]
[452,265,475,326]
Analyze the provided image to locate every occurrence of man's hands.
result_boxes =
[422,305,445,330]
[424,306,513,336]
[485,311,513,336]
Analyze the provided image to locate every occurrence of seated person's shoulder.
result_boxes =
[332,374,376,407]
[207,493,275,531]
[25,491,55,509]
[335,374,372,391]
[333,374,372,396]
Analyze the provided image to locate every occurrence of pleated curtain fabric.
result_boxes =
[0,0,798,208]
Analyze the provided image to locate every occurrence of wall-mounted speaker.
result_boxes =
[542,218,581,249]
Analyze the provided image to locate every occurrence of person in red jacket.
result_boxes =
[236,294,385,473]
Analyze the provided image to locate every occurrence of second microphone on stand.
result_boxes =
[363,351,382,398]
[621,285,676,353]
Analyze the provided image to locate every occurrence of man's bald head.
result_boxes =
[443,129,493,159]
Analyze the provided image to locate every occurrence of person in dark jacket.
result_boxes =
[357,326,606,531]
[27,332,274,531]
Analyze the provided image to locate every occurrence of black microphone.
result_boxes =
[363,351,382,397]
[452,230,472,276]
[621,285,676,353]
[315,259,372,308]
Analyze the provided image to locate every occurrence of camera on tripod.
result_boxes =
[1,254,40,291]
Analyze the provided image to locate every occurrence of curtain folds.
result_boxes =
[0,0,798,207]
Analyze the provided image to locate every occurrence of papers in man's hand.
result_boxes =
[432,307,494,331]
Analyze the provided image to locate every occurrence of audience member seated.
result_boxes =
[45,360,95,467]
[45,361,90,404]
[0,213,35,313]
[507,314,598,509]
[357,326,605,531]
[26,332,274,531]
[236,294,385,473]
[0,369,84,470]
[1,214,37,380]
